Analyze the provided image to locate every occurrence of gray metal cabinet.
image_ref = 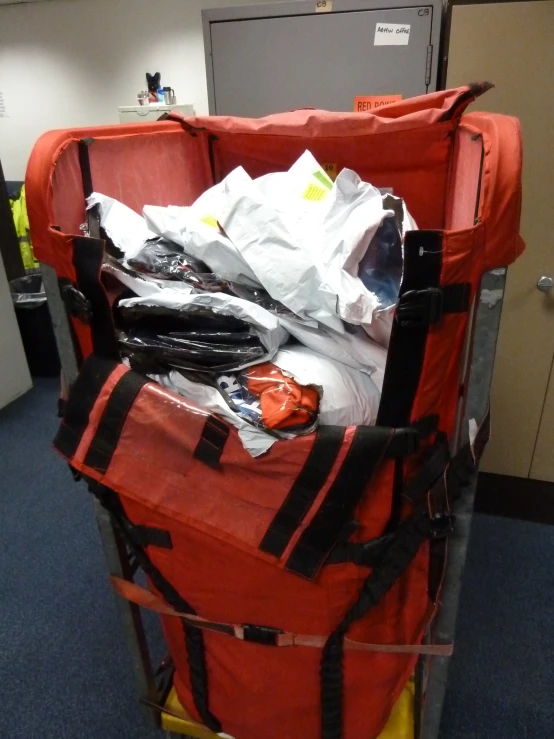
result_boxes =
[203,0,442,116]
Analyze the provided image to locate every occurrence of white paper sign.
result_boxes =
[374,23,411,46]
[0,92,7,117]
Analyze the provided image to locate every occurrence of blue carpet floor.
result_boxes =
[1,379,553,738]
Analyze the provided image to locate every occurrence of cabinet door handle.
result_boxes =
[537,276,553,293]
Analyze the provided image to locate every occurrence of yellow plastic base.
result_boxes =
[161,680,414,738]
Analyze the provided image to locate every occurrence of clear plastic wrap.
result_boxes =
[143,202,260,287]
[119,238,294,311]
[357,194,406,309]
[149,369,278,457]
[227,282,295,318]
[127,238,208,279]
[117,291,289,373]
[10,271,47,309]
[87,192,156,259]
[216,362,319,434]
[272,344,381,426]
[118,311,266,373]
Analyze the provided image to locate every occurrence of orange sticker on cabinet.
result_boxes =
[354,95,402,112]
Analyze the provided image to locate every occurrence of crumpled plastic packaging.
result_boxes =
[102,258,194,298]
[212,152,416,344]
[279,316,387,388]
[218,166,345,333]
[87,193,156,259]
[149,369,278,457]
[92,151,419,449]
[216,362,319,433]
[127,238,208,280]
[358,193,418,347]
[143,193,259,287]
[117,291,289,372]
[272,344,381,426]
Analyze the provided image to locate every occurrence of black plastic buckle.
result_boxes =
[387,426,421,457]
[242,624,283,646]
[61,282,92,323]
[428,513,455,539]
[396,288,443,328]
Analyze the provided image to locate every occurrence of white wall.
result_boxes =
[0,0,281,180]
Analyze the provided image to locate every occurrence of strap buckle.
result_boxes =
[61,282,92,323]
[396,288,443,328]
[387,426,421,457]
[243,624,283,646]
[428,513,455,539]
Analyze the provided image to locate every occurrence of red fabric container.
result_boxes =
[25,84,523,739]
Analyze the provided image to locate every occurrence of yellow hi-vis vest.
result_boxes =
[10,185,38,270]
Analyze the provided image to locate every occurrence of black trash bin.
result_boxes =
[10,270,60,377]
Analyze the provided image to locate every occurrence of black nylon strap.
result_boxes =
[321,509,433,739]
[89,481,222,733]
[128,524,172,550]
[403,434,450,503]
[327,434,451,567]
[395,283,470,329]
[78,139,94,198]
[326,533,394,567]
[82,370,148,473]
[54,355,118,460]
[78,138,101,238]
[259,426,345,558]
[442,283,471,313]
[72,236,119,359]
[385,458,405,533]
[377,231,444,428]
[193,416,230,470]
[285,426,392,580]
[320,412,491,739]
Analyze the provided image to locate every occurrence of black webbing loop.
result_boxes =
[320,412,491,739]
[193,416,230,470]
[127,524,173,550]
[395,283,470,329]
[383,414,439,458]
[88,481,222,733]
[327,433,451,567]
[54,355,118,459]
[378,231,444,428]
[78,138,95,198]
[320,509,434,739]
[78,137,100,238]
[72,236,119,360]
[285,425,393,580]
[326,532,394,567]
[385,458,405,533]
[83,370,149,473]
[403,433,450,503]
[259,426,345,558]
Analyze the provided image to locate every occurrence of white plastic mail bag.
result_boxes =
[143,180,259,287]
[279,316,387,389]
[87,193,156,259]
[150,370,278,458]
[218,167,345,333]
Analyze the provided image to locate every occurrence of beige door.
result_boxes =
[447,1,554,481]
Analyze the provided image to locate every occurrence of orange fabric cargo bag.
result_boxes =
[25,84,524,739]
